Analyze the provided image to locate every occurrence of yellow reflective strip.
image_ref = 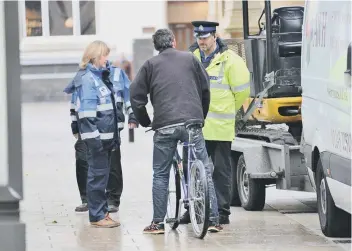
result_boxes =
[231,82,250,92]
[210,83,230,90]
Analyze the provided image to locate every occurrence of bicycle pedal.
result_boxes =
[166,218,178,223]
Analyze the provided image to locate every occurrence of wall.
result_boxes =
[168,1,208,24]
[97,0,167,58]
[167,1,208,51]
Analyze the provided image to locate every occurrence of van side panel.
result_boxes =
[301,0,351,213]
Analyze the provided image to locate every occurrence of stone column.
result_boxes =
[0,2,25,251]
[207,0,218,22]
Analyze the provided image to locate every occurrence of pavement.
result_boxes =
[20,102,351,251]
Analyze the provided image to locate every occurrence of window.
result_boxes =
[25,1,42,36]
[22,0,96,37]
[48,1,73,36]
[79,1,96,35]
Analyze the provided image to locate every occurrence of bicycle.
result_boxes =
[164,119,210,239]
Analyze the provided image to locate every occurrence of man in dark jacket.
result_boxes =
[130,28,222,234]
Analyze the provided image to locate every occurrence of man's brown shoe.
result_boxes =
[91,216,120,228]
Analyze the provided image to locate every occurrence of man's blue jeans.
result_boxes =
[152,125,219,223]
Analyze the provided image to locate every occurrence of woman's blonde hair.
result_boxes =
[80,40,111,69]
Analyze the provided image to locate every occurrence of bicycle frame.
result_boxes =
[174,127,198,208]
[147,123,209,236]
[146,125,202,215]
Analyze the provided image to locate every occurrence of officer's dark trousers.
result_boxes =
[86,148,111,222]
[205,140,232,218]
[106,148,123,207]
[75,140,123,207]
[75,140,89,204]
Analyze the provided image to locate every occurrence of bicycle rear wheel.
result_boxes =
[189,159,210,239]
[166,161,181,229]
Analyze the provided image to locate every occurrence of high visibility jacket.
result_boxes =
[63,62,137,151]
[190,39,250,141]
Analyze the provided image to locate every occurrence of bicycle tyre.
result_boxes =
[189,159,210,239]
[166,161,181,229]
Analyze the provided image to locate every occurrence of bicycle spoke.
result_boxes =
[189,160,210,237]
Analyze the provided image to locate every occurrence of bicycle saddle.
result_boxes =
[185,119,204,129]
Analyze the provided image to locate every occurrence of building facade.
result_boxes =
[167,1,208,51]
[19,0,167,101]
[19,0,304,101]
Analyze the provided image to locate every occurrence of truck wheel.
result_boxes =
[230,154,241,206]
[316,157,351,237]
[236,154,266,211]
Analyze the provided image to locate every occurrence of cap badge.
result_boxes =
[199,25,204,31]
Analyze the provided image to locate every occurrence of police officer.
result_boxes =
[180,21,251,225]
[70,60,136,214]
[68,100,89,212]
[64,40,137,227]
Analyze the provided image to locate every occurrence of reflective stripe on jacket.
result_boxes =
[191,39,250,141]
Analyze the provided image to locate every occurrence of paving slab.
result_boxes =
[20,102,350,251]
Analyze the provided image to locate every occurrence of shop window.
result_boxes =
[23,0,96,37]
[25,1,42,36]
[79,1,96,35]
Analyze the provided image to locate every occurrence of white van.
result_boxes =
[300,0,351,237]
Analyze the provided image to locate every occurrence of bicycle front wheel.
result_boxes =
[189,159,210,239]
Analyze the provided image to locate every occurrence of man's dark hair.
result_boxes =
[152,29,175,51]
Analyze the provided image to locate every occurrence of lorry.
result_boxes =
[229,0,351,238]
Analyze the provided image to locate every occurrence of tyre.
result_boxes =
[189,159,210,239]
[230,154,241,206]
[237,154,266,211]
[166,161,181,230]
[316,157,351,237]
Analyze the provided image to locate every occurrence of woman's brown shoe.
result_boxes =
[91,216,120,228]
